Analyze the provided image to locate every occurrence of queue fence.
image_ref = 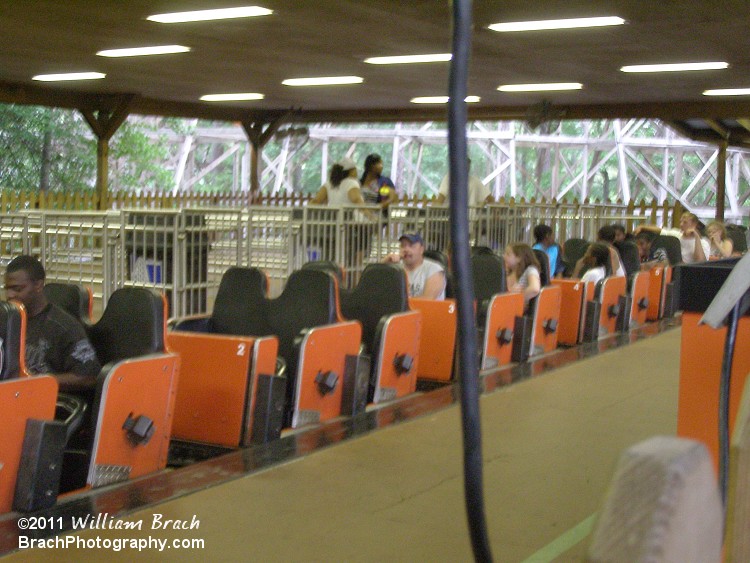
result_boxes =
[0,198,688,317]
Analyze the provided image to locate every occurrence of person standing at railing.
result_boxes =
[310,157,374,273]
[634,212,709,264]
[360,153,398,216]
[435,158,493,205]
[3,255,101,398]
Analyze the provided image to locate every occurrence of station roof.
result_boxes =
[1,1,750,146]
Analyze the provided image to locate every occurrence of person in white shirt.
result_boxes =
[705,221,734,259]
[310,157,374,268]
[504,243,541,311]
[436,158,493,206]
[573,226,625,278]
[384,233,446,300]
[311,157,366,208]
[580,243,610,285]
[635,212,709,264]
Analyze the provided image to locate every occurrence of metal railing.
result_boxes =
[0,200,697,317]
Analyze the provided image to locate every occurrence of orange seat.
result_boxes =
[168,333,278,447]
[409,298,457,382]
[338,264,422,404]
[85,289,180,487]
[173,267,362,430]
[0,376,58,513]
[629,272,650,327]
[480,292,524,369]
[529,285,562,356]
[678,312,750,474]
[292,321,362,427]
[551,279,588,346]
[646,266,666,321]
[595,276,627,336]
[371,311,422,402]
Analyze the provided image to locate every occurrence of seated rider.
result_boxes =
[384,233,446,300]
[532,224,564,278]
[3,255,101,399]
[635,232,670,271]
[580,243,610,284]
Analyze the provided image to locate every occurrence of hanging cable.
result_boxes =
[448,0,493,561]
[718,300,741,507]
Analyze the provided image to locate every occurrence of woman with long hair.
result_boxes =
[311,157,363,206]
[360,153,398,213]
[504,243,541,309]
[705,220,734,258]
[580,242,611,284]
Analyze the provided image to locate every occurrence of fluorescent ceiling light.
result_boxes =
[97,45,190,57]
[365,53,452,65]
[704,88,750,96]
[621,62,729,73]
[498,82,582,92]
[200,93,265,101]
[147,6,272,23]
[410,96,481,104]
[489,16,625,32]
[282,76,363,86]
[32,72,106,82]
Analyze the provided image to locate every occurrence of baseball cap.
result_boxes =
[399,233,424,245]
[336,157,357,171]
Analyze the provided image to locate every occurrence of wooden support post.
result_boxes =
[716,141,728,221]
[241,111,296,205]
[79,94,136,210]
[96,138,109,209]
[242,122,263,204]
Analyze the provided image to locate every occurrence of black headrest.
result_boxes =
[211,267,271,336]
[87,288,164,366]
[267,269,339,363]
[301,261,344,285]
[424,250,448,268]
[471,253,506,301]
[340,263,408,351]
[563,238,590,261]
[44,282,90,323]
[0,302,23,380]
[614,241,640,277]
[533,249,550,286]
[653,235,683,265]
[726,225,748,253]
[471,246,496,256]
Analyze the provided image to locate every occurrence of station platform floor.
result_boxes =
[1,322,681,562]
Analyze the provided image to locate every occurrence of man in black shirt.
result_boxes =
[4,255,101,394]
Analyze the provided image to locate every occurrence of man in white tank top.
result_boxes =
[384,233,446,300]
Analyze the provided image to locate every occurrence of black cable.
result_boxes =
[448,1,493,561]
[718,301,741,508]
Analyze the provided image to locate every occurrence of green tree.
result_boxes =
[0,105,95,191]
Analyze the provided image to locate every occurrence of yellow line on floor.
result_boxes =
[520,513,597,563]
